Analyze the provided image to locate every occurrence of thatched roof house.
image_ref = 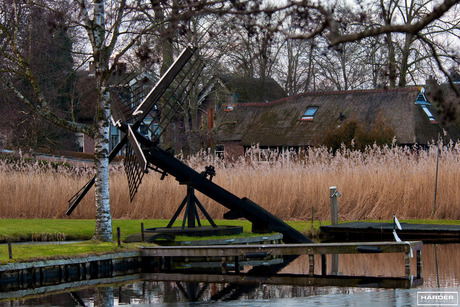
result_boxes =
[215,87,459,156]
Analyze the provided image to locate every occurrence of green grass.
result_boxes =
[0,240,149,264]
[0,219,259,243]
[0,218,458,243]
[0,218,458,264]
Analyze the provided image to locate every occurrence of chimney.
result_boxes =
[114,62,127,76]
[426,75,437,90]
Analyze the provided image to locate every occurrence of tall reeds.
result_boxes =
[0,141,459,221]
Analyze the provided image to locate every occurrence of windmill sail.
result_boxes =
[66,46,201,215]
[113,46,205,201]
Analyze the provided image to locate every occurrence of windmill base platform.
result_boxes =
[124,226,244,243]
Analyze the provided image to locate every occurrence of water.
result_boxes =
[1,244,459,306]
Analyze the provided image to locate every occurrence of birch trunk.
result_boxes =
[89,0,113,241]
[93,82,112,241]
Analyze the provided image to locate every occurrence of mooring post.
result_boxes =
[117,227,121,247]
[417,250,422,278]
[141,223,145,243]
[330,186,340,225]
[329,187,340,274]
[8,238,12,259]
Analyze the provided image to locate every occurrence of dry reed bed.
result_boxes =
[0,142,459,220]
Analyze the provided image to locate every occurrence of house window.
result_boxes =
[421,105,437,124]
[215,145,224,159]
[415,88,428,105]
[139,124,149,136]
[110,127,120,151]
[301,107,318,121]
[151,123,161,136]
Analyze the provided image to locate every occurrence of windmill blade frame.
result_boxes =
[66,45,199,215]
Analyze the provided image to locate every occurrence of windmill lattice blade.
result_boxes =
[66,176,95,215]
[124,140,146,202]
[132,47,194,122]
[147,49,206,143]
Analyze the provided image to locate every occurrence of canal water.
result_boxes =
[1,244,459,306]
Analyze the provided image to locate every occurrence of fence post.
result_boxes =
[311,206,315,231]
[141,223,145,243]
[329,186,340,225]
[117,227,121,247]
[8,238,12,259]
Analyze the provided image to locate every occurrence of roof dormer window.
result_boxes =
[301,107,318,121]
[421,105,437,124]
[415,87,430,105]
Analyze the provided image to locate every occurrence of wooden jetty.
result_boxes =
[141,241,423,278]
[320,222,460,242]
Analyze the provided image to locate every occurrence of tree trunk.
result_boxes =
[398,33,413,88]
[91,0,112,242]
[385,32,397,88]
[93,84,112,242]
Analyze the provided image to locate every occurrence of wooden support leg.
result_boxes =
[331,254,339,275]
[321,254,327,276]
[235,257,240,274]
[221,257,228,274]
[309,254,315,276]
[417,250,422,278]
[405,252,411,277]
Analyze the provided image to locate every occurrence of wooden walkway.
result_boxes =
[320,222,460,242]
[141,241,423,277]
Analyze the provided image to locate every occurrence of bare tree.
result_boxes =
[371,0,460,87]
[0,0,458,241]
[0,0,155,241]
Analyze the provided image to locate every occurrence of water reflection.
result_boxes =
[0,244,458,306]
[281,243,459,288]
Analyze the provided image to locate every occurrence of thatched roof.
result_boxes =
[216,87,459,147]
[218,75,286,103]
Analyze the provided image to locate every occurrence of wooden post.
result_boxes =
[8,238,12,259]
[311,206,315,231]
[405,252,411,277]
[141,223,145,243]
[417,250,422,278]
[117,227,121,247]
[321,254,327,275]
[433,134,440,215]
[329,186,340,225]
[308,254,315,276]
[331,254,339,275]
[235,256,240,274]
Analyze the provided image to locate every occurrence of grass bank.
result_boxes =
[1,218,458,264]
[3,218,458,243]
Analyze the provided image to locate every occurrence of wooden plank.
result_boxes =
[140,241,423,258]
[0,252,141,272]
